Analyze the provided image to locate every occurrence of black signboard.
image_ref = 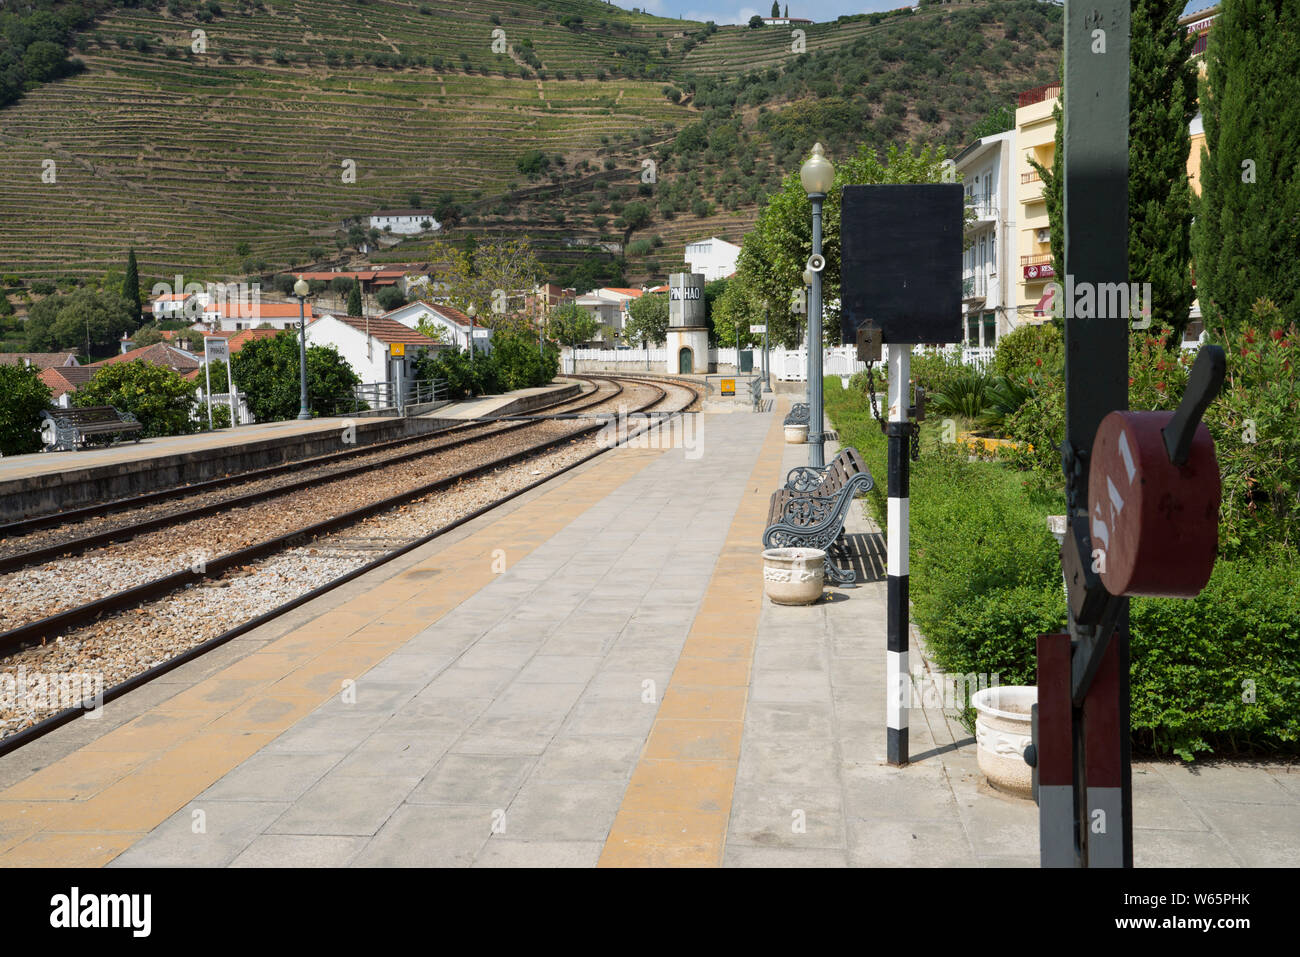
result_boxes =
[839,184,964,344]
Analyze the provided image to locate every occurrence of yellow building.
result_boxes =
[1013,82,1059,323]
[1013,6,1218,330]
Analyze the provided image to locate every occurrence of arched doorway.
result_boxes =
[678,347,693,374]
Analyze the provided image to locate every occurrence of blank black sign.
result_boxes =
[840,184,964,345]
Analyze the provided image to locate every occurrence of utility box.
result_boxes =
[839,184,964,345]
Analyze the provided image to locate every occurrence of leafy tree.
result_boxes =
[376,286,407,311]
[0,363,53,455]
[969,103,1016,139]
[75,361,198,438]
[24,289,136,357]
[1192,0,1300,334]
[625,292,668,347]
[414,317,447,343]
[546,303,600,347]
[748,15,764,29]
[131,325,165,348]
[347,282,363,316]
[1129,0,1199,342]
[426,235,540,330]
[230,330,361,421]
[620,201,652,237]
[122,248,142,323]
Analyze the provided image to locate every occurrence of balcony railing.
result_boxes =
[1018,82,1061,108]
[1021,170,1042,184]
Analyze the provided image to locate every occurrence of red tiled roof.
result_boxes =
[330,315,443,347]
[38,367,76,398]
[219,329,282,353]
[212,302,312,320]
[0,352,79,369]
[387,300,479,328]
[603,287,645,298]
[91,342,201,371]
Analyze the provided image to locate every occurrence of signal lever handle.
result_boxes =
[1161,345,1225,466]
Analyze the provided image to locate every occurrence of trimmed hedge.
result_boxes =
[824,377,1300,760]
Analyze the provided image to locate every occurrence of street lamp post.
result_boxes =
[293,278,311,420]
[762,299,772,394]
[800,141,834,468]
[466,302,477,363]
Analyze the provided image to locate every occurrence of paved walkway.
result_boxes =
[0,404,1296,866]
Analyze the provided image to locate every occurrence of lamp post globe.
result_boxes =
[799,142,833,468]
[294,277,312,420]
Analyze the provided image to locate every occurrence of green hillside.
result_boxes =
[0,0,1062,289]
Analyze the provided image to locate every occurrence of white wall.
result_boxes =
[370,214,441,235]
[305,315,387,383]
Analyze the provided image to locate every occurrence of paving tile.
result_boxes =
[230,834,369,868]
[473,839,604,867]
[408,753,536,807]
[199,751,342,802]
[498,780,626,842]
[532,735,644,783]
[110,801,288,867]
[728,785,845,850]
[266,772,420,836]
[352,804,492,867]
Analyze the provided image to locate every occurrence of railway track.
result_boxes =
[0,374,701,752]
[0,375,623,558]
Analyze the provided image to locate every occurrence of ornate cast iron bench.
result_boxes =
[763,446,875,585]
[39,405,142,452]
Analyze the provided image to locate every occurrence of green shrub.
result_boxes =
[928,370,991,418]
[824,376,1300,760]
[0,363,53,454]
[993,321,1063,384]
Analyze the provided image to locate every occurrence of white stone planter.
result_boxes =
[971,685,1036,799]
[785,424,808,444]
[762,547,825,605]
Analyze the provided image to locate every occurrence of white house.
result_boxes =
[369,210,442,236]
[953,130,1018,348]
[575,287,644,344]
[381,300,493,353]
[306,314,443,399]
[191,301,314,333]
[684,237,741,281]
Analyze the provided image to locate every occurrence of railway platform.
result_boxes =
[0,402,1296,867]
[0,380,580,522]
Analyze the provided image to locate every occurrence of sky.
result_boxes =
[616,1,1209,28]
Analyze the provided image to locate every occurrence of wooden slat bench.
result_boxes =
[763,446,874,585]
[40,406,142,452]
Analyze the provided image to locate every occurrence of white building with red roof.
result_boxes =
[307,313,444,392]
[381,300,493,353]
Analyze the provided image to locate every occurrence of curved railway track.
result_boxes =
[0,374,702,752]
[0,374,624,558]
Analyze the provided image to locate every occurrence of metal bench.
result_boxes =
[40,405,142,452]
[763,446,875,585]
[784,402,810,427]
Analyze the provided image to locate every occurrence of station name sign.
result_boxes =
[669,286,701,301]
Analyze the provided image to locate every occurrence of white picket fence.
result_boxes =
[565,344,996,380]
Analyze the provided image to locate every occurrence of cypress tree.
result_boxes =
[1191,0,1300,335]
[1129,0,1198,343]
[771,1,780,17]
[122,248,142,324]
[347,281,363,317]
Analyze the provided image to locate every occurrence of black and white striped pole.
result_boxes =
[886,341,911,766]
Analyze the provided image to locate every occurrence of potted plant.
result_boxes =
[970,685,1036,798]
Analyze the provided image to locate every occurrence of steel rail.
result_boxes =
[0,378,629,574]
[0,376,611,541]
[0,381,668,657]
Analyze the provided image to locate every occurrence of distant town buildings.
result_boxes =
[954,129,1016,349]
[382,300,493,352]
[684,237,740,281]
[368,210,442,235]
[575,287,645,344]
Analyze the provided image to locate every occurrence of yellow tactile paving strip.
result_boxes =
[599,405,787,866]
[0,447,664,867]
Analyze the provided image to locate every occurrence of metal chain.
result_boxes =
[866,361,886,434]
[910,418,921,462]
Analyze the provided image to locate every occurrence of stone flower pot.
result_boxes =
[762,547,825,605]
[784,424,808,444]
[971,685,1036,799]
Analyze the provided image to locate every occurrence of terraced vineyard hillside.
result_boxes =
[0,0,1062,287]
